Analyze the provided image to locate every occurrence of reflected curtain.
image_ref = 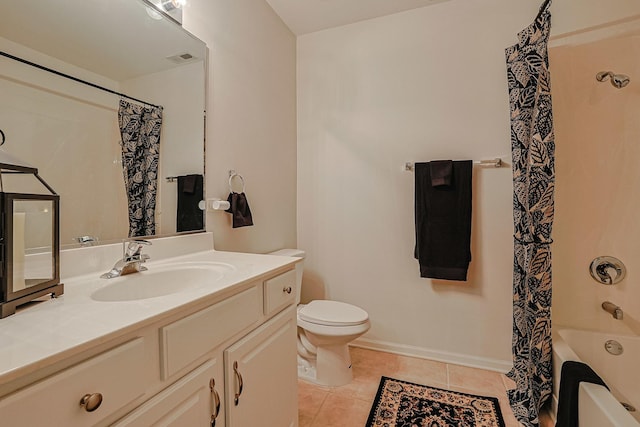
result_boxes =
[504,1,555,426]
[118,99,163,237]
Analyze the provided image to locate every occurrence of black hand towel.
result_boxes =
[414,160,472,281]
[176,174,204,232]
[225,192,254,228]
[430,160,453,187]
[555,361,609,427]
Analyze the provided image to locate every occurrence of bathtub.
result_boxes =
[552,328,639,426]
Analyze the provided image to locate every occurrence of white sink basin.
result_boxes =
[91,263,235,302]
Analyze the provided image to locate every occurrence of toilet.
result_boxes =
[269,249,370,387]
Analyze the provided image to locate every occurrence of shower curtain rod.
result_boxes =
[0,50,162,109]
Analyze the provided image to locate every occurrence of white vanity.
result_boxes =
[0,234,300,426]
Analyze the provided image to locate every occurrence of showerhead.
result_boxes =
[596,71,630,89]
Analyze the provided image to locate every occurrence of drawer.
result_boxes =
[0,338,147,427]
[161,284,261,379]
[263,270,296,316]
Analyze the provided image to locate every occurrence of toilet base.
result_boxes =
[298,344,353,387]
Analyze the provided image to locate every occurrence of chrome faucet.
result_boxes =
[602,301,623,320]
[100,240,151,279]
[75,235,99,247]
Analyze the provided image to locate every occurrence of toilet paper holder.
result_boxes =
[198,198,230,211]
[198,170,246,211]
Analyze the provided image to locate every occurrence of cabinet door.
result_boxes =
[114,356,225,427]
[224,306,298,427]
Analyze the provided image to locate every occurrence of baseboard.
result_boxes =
[351,337,513,373]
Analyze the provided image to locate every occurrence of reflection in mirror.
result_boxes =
[14,199,54,289]
[0,0,207,248]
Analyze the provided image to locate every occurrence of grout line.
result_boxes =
[312,392,329,424]
[445,363,451,388]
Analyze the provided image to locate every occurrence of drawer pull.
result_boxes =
[233,361,243,406]
[210,378,221,427]
[283,287,292,294]
[79,393,103,412]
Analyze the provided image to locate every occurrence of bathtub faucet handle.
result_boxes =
[595,263,615,284]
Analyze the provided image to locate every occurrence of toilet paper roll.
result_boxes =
[211,200,231,210]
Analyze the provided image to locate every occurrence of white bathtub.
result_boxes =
[552,328,639,426]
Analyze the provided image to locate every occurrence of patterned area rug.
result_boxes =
[366,376,506,427]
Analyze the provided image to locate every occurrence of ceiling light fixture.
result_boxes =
[160,0,186,12]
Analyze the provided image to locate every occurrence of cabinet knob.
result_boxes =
[79,393,103,412]
[283,287,292,294]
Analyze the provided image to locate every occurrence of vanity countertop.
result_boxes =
[0,249,298,385]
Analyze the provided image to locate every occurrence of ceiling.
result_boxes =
[265,0,452,35]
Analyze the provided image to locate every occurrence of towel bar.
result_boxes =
[404,158,502,172]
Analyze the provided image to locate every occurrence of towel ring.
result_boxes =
[229,173,246,193]
[0,129,5,146]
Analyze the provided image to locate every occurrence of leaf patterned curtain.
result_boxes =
[504,1,554,425]
[118,99,163,237]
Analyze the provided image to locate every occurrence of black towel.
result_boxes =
[430,160,453,187]
[225,192,254,228]
[555,361,609,427]
[414,160,472,281]
[176,174,204,232]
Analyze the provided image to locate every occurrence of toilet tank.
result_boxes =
[268,249,305,304]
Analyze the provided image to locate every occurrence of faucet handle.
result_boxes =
[125,239,152,258]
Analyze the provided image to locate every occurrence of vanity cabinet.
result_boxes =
[0,267,299,427]
[116,306,297,427]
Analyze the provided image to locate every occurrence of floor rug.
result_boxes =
[366,376,506,427]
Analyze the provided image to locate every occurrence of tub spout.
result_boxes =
[602,301,623,320]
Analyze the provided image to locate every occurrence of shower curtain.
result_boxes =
[505,1,554,426]
[118,99,163,237]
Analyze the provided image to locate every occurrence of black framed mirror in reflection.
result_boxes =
[0,0,207,248]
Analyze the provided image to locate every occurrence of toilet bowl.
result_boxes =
[269,249,370,387]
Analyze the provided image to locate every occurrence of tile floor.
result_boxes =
[298,347,554,427]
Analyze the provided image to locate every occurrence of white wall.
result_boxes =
[297,0,640,369]
[182,0,297,254]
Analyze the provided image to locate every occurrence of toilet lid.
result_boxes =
[298,300,369,326]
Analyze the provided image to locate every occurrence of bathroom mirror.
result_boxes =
[0,0,207,248]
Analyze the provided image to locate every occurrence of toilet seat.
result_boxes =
[298,300,369,327]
